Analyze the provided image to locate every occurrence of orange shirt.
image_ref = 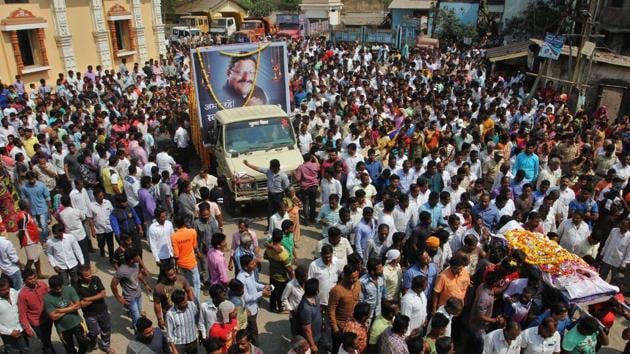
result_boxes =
[171,227,198,270]
[433,267,471,309]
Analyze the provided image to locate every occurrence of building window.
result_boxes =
[609,0,624,7]
[114,20,129,50]
[4,0,29,3]
[16,30,35,66]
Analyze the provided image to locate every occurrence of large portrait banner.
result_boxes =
[191,41,290,145]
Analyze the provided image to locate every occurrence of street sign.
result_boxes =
[539,33,566,60]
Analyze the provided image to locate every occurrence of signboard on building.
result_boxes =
[539,33,566,60]
[191,42,290,145]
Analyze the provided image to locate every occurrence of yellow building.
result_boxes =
[0,0,166,85]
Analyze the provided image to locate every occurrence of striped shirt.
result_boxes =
[166,301,198,345]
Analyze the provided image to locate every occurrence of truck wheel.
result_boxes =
[224,191,239,217]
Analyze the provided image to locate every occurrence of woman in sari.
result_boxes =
[283,187,302,246]
[0,164,18,232]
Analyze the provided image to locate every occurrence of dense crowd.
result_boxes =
[0,33,629,354]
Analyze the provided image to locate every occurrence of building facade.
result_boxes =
[0,0,166,85]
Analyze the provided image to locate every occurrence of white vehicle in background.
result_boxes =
[210,17,238,36]
[168,27,202,43]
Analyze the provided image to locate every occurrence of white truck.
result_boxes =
[210,17,238,36]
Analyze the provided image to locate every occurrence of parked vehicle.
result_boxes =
[232,17,277,43]
[169,27,202,42]
[210,16,238,36]
[276,12,301,39]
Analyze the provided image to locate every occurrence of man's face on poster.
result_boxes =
[228,58,256,96]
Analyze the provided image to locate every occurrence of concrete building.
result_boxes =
[439,0,479,26]
[0,0,166,85]
[389,0,434,33]
[300,0,343,31]
[598,0,630,56]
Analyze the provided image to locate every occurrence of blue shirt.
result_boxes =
[317,204,340,237]
[365,160,383,182]
[354,218,376,259]
[420,202,445,229]
[110,207,142,237]
[261,168,290,194]
[359,273,387,318]
[236,270,265,315]
[471,203,501,230]
[403,263,438,300]
[513,152,540,182]
[569,199,599,229]
[20,181,50,215]
[529,310,574,336]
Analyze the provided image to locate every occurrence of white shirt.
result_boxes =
[320,178,342,205]
[552,187,575,219]
[298,132,313,155]
[483,328,522,354]
[316,237,353,269]
[557,219,590,254]
[123,175,141,208]
[198,300,218,339]
[268,212,290,235]
[0,288,22,335]
[142,162,157,177]
[612,162,629,187]
[520,327,561,354]
[281,279,305,312]
[426,305,454,337]
[69,188,91,219]
[148,220,175,262]
[400,290,427,336]
[46,234,85,270]
[601,227,630,268]
[87,200,114,234]
[174,127,190,148]
[59,207,87,241]
[156,152,176,174]
[0,236,20,275]
[191,174,218,200]
[307,258,339,306]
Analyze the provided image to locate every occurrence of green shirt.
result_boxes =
[281,233,295,263]
[264,245,291,282]
[368,315,392,345]
[44,286,83,333]
[562,326,598,354]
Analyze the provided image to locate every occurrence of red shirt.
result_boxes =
[209,319,237,353]
[295,161,320,189]
[17,281,49,329]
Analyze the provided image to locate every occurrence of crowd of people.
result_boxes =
[0,32,629,354]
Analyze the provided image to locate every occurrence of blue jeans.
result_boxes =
[7,270,22,290]
[125,296,142,327]
[181,267,201,301]
[33,213,49,243]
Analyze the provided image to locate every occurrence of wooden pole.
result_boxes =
[188,84,211,169]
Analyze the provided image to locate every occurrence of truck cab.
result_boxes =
[210,105,301,213]
[276,13,300,39]
[169,27,202,42]
[232,17,276,43]
[210,17,238,36]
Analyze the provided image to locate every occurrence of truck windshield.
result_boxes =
[241,22,257,30]
[212,19,226,26]
[225,117,295,153]
[278,23,298,30]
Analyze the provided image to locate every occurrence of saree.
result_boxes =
[0,167,19,232]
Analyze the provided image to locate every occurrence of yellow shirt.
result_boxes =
[23,136,38,157]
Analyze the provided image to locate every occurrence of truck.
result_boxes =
[168,26,202,43]
[211,105,301,214]
[232,17,277,43]
[179,15,210,33]
[276,12,301,39]
[209,12,244,36]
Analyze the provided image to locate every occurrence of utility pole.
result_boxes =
[571,0,600,110]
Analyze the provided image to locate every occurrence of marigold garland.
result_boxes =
[196,43,269,110]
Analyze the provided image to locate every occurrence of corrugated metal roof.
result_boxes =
[593,52,630,68]
[388,0,434,9]
[176,0,244,14]
[215,105,289,124]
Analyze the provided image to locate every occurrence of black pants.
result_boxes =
[96,232,114,262]
[177,147,190,173]
[60,324,89,354]
[175,341,198,354]
[268,192,284,218]
[78,237,90,266]
[32,322,56,354]
[300,186,318,223]
[247,314,259,346]
[59,266,79,286]
[269,278,288,312]
[0,332,29,354]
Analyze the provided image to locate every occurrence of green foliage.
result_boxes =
[238,0,253,10]
[249,0,274,17]
[276,0,301,12]
[161,0,179,16]
[435,8,477,42]
[503,0,565,40]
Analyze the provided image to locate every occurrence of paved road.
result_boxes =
[13,208,628,353]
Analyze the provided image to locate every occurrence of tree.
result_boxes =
[435,8,476,42]
[503,0,569,40]
[276,0,301,12]
[249,0,274,17]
